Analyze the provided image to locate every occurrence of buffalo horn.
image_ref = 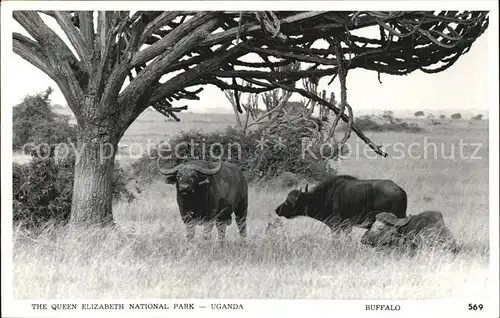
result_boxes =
[157,157,183,176]
[190,160,223,175]
[376,212,411,227]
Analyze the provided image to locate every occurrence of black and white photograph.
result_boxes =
[1,1,499,317]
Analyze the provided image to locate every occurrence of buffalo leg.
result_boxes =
[216,222,227,245]
[203,222,214,241]
[234,197,248,239]
[186,222,195,241]
[235,210,247,239]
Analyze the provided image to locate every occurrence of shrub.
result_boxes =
[13,87,77,153]
[12,88,136,231]
[13,153,136,232]
[245,121,333,181]
[471,114,484,120]
[130,124,334,183]
[130,126,259,182]
[276,171,301,188]
[414,111,425,117]
[354,112,422,133]
[439,115,446,119]
[451,113,462,119]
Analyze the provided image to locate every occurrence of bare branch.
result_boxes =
[54,11,92,72]
[131,12,219,67]
[78,12,95,52]
[224,90,244,129]
[123,17,225,106]
[201,11,328,46]
[212,67,339,81]
[13,11,77,63]
[244,44,339,65]
[139,11,184,46]
[151,100,188,122]
[13,11,85,114]
[275,81,388,157]
[199,77,274,94]
[13,33,54,79]
[96,11,112,63]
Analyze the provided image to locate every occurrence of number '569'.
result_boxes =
[468,304,483,310]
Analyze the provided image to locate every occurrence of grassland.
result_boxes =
[12,112,490,299]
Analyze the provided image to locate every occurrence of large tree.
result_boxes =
[13,10,489,226]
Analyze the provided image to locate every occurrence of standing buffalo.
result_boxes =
[360,211,458,253]
[157,159,248,243]
[272,175,407,236]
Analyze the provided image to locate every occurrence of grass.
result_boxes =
[12,113,490,299]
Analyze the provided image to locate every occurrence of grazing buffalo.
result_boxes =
[272,175,407,236]
[360,211,458,253]
[157,159,248,243]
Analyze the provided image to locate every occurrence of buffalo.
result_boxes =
[157,159,248,243]
[271,175,408,236]
[360,210,458,253]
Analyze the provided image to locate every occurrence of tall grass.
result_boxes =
[12,116,490,299]
[13,179,489,299]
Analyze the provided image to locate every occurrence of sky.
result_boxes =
[7,12,490,118]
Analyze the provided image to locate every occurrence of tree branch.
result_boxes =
[13,11,85,115]
[198,77,275,93]
[212,67,339,81]
[54,11,92,72]
[131,11,219,67]
[201,11,328,47]
[94,11,131,99]
[139,11,184,46]
[144,43,245,107]
[273,81,388,157]
[243,43,339,65]
[13,33,55,79]
[13,11,78,64]
[78,11,95,51]
[122,16,223,106]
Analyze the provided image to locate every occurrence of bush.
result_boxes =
[13,87,77,154]
[471,114,483,120]
[276,171,301,188]
[414,111,425,117]
[130,126,259,182]
[245,122,333,181]
[451,113,462,119]
[12,88,136,231]
[130,124,334,183]
[354,111,422,133]
[13,153,135,231]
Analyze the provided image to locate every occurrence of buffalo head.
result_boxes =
[275,184,309,218]
[360,212,410,247]
[157,159,222,195]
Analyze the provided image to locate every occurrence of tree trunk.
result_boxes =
[70,99,122,227]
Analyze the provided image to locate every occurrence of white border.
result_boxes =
[487,4,500,318]
[1,2,499,318]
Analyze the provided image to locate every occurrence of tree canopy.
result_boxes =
[14,11,489,155]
